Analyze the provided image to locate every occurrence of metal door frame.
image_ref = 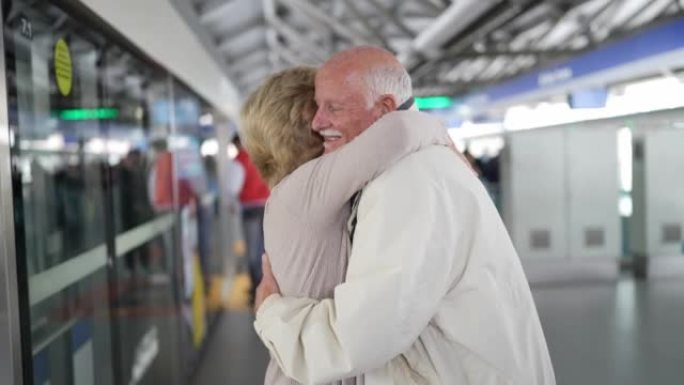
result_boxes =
[0,0,26,383]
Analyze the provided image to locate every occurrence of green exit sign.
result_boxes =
[415,96,453,110]
[55,108,120,120]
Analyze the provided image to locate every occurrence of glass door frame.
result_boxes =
[0,1,231,383]
[0,0,28,383]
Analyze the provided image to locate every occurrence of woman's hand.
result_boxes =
[255,254,281,312]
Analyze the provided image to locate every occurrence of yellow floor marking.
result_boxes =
[233,239,246,257]
[224,273,252,312]
[207,276,225,311]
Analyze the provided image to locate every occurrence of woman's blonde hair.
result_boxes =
[240,67,323,187]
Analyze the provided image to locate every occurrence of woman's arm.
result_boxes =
[291,110,452,217]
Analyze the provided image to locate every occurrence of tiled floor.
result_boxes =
[192,278,684,385]
[532,278,684,385]
[191,310,269,385]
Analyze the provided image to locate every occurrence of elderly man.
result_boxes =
[254,46,555,385]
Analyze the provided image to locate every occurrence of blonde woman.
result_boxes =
[240,66,452,385]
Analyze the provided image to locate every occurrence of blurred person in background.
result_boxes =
[241,65,452,385]
[118,149,154,275]
[229,134,270,302]
[203,155,219,196]
[463,148,482,176]
[253,46,555,385]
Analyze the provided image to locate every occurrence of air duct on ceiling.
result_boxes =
[399,0,500,68]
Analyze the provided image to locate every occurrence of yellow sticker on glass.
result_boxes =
[54,38,72,97]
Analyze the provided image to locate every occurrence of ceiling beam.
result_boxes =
[263,0,327,64]
[216,23,262,47]
[264,27,284,70]
[270,38,316,67]
[270,21,327,64]
[617,0,663,32]
[444,4,527,57]
[200,0,239,24]
[237,65,272,87]
[262,0,287,72]
[398,0,501,69]
[216,27,266,57]
[169,0,237,93]
[228,50,269,74]
[407,3,527,83]
[279,0,371,45]
[366,0,416,38]
[212,15,264,44]
[342,0,389,48]
[411,0,446,15]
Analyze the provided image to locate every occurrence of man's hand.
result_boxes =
[255,253,281,312]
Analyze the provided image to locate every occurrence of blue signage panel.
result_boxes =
[568,87,608,109]
[33,351,50,385]
[71,320,92,350]
[466,19,684,106]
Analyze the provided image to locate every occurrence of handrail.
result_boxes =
[28,213,175,306]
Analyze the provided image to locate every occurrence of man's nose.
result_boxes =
[311,108,327,131]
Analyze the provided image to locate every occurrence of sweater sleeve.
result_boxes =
[293,111,452,220]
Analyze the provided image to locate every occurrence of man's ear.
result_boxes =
[378,94,397,114]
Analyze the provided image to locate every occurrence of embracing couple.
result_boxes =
[239,46,556,385]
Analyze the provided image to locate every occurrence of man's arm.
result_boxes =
[254,149,473,383]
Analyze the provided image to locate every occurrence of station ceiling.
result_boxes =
[182,0,684,97]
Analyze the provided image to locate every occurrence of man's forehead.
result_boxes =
[315,66,344,85]
[315,67,364,96]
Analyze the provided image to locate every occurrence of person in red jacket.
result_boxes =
[230,135,270,302]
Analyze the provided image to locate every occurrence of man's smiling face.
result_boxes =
[311,65,382,154]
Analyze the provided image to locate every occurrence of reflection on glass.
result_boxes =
[5,3,115,385]
[4,3,229,385]
[103,45,184,385]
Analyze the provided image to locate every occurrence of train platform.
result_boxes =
[1,1,684,385]
[192,275,684,385]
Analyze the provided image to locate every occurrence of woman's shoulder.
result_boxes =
[272,156,323,191]
[265,183,304,224]
[267,157,320,207]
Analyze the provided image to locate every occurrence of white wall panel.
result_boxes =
[566,127,621,259]
[504,129,567,259]
[630,124,684,277]
[503,124,621,265]
[500,108,684,281]
[641,128,684,256]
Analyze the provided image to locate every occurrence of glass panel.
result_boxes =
[4,3,115,385]
[196,105,227,324]
[3,3,231,384]
[103,47,183,385]
[169,80,212,371]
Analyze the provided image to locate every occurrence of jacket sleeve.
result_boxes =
[254,151,470,383]
[298,111,451,217]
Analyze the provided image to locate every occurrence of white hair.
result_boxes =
[364,65,413,108]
